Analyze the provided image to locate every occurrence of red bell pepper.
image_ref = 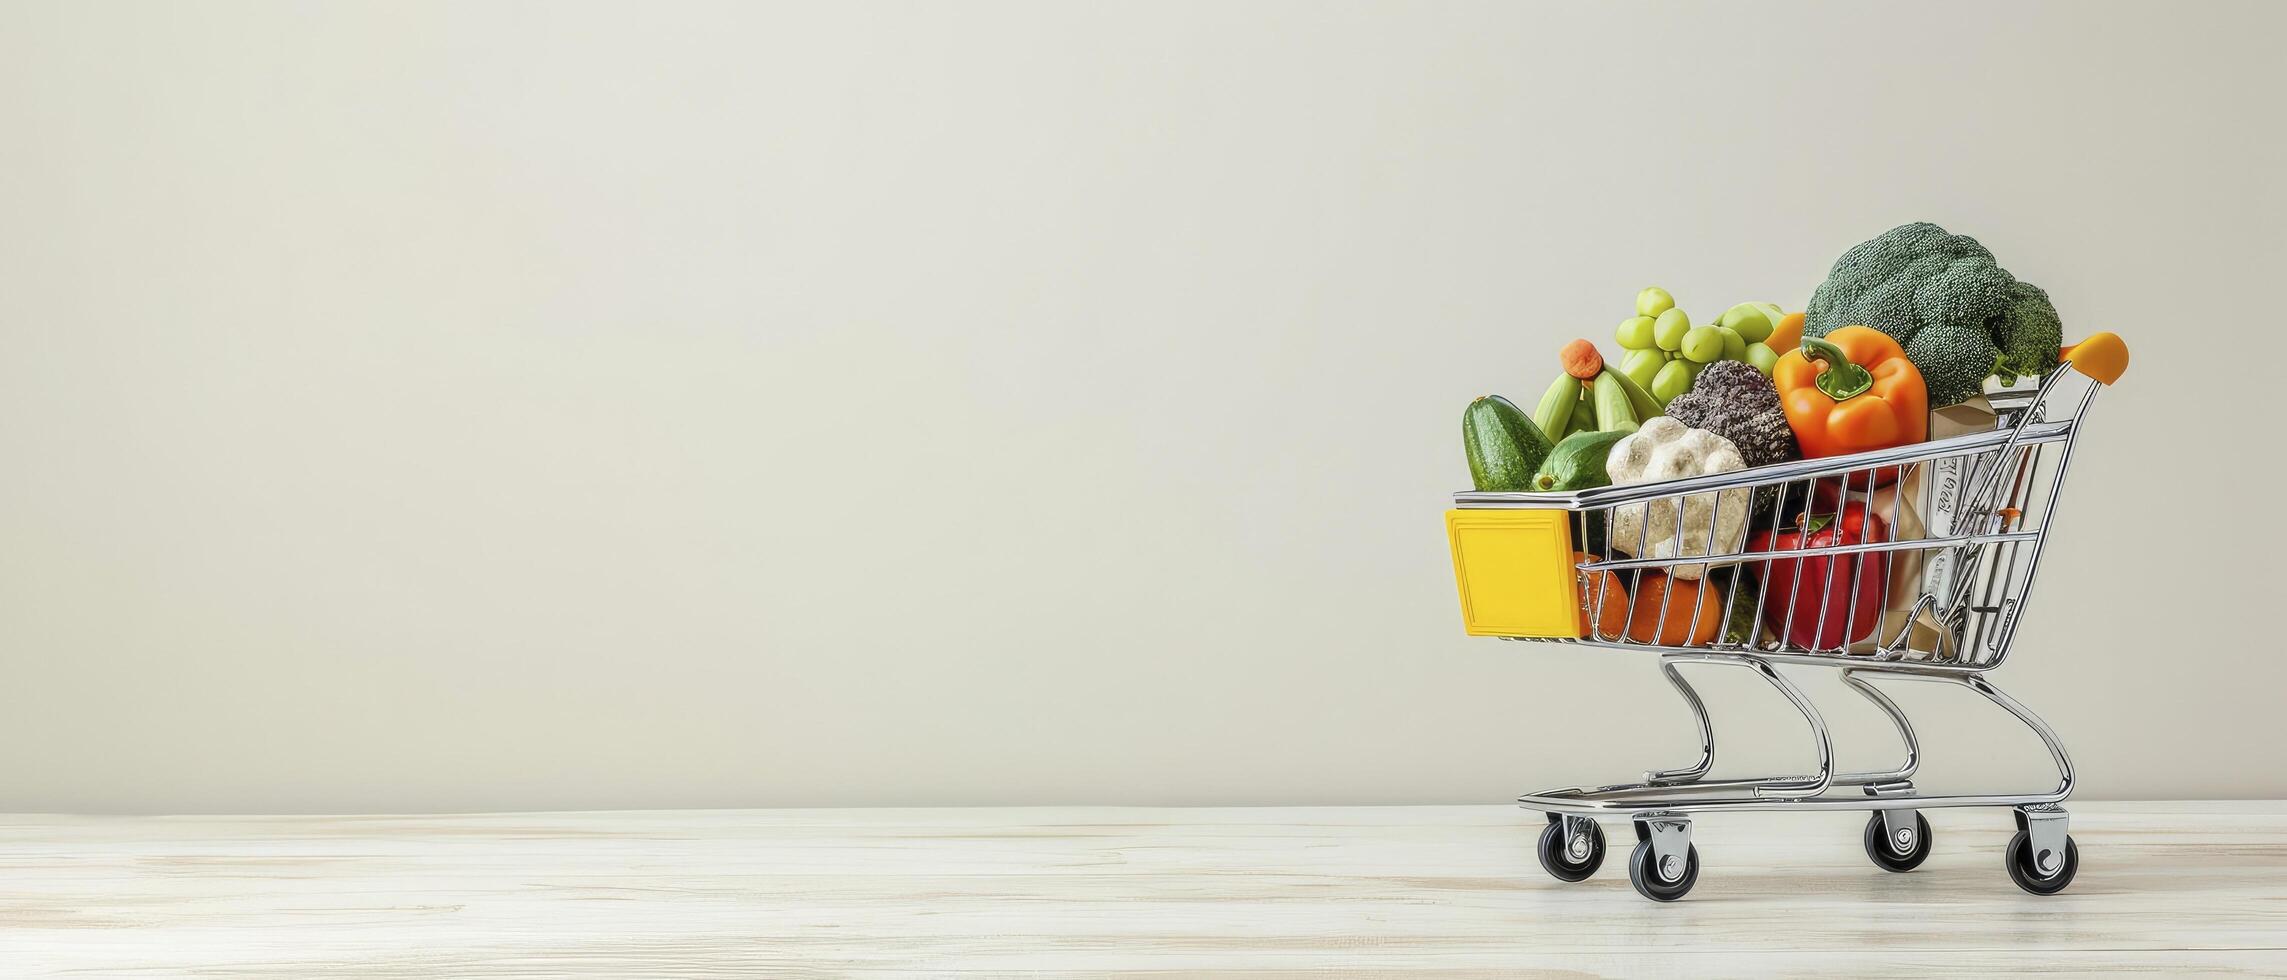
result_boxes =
[1747,499,1890,650]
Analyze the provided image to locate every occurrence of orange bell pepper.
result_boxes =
[1766,311,1805,354]
[1772,326,1927,458]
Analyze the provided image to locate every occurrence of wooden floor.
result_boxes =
[0,801,2280,977]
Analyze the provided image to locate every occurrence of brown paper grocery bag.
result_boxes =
[1845,396,2000,656]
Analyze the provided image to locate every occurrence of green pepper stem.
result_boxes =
[1801,336,1874,401]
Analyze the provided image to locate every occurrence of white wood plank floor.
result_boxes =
[0,801,2280,977]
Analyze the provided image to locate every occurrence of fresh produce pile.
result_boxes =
[1459,221,2115,650]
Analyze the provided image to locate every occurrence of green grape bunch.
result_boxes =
[1612,287,1785,408]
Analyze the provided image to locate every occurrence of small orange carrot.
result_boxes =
[1560,339,1603,380]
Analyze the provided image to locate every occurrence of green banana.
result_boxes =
[1590,369,1639,433]
[1569,395,1597,436]
[1603,365,1664,422]
[1532,374,1582,444]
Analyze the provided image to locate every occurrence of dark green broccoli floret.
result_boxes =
[1993,280,2063,384]
[1904,322,2000,407]
[1804,222,2062,405]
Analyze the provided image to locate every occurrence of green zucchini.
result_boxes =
[1464,394,1554,491]
[1531,428,1629,492]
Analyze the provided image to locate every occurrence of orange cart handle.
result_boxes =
[2061,333,2128,385]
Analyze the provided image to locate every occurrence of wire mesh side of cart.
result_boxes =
[1455,380,2095,671]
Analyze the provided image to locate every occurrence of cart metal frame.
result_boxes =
[1456,366,2108,900]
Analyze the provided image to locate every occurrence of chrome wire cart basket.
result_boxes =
[1445,336,2127,901]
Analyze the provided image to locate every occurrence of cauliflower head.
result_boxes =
[1605,417,1752,580]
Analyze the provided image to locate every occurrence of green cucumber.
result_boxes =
[1531,374,1582,444]
[1464,394,1554,491]
[1531,428,1629,492]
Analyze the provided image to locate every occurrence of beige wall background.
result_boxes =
[1,1,2279,813]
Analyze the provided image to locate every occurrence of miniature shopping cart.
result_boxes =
[1445,334,2127,901]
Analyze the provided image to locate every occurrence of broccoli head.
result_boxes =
[1803,222,2062,405]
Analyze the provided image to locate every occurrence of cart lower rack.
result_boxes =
[1446,334,2126,901]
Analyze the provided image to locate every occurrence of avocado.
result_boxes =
[1463,394,1553,491]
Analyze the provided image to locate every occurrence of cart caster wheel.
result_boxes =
[1537,817,1605,882]
[1864,811,1933,872]
[1627,839,1700,902]
[2005,830,2078,895]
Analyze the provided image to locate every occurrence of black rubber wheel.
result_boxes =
[1536,817,1606,882]
[1863,811,1933,872]
[2004,830,2079,895]
[1626,838,1701,902]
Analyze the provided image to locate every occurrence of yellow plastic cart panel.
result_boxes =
[1446,509,1580,638]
